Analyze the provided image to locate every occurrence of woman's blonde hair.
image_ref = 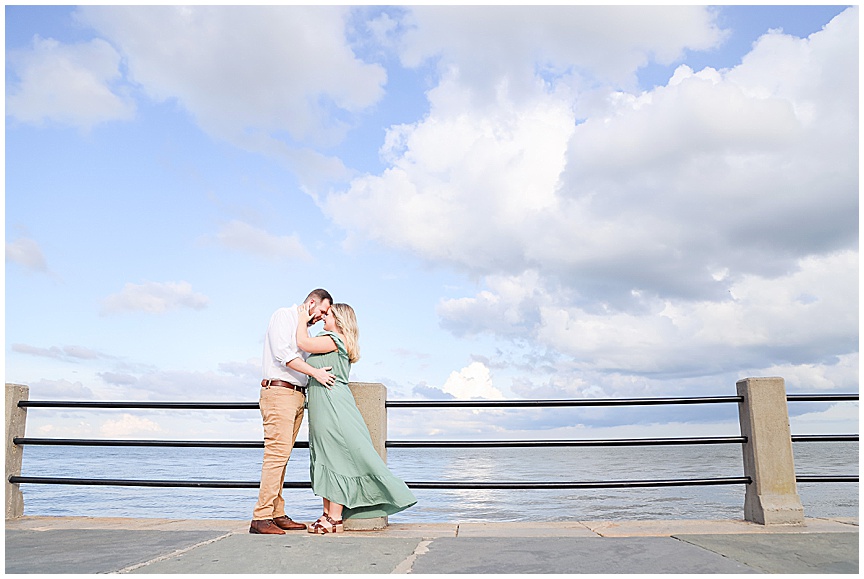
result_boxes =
[330,303,360,363]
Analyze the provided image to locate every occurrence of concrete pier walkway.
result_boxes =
[5,516,858,574]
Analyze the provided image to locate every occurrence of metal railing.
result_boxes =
[9,393,858,491]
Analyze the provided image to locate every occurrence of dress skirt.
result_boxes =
[307,381,417,519]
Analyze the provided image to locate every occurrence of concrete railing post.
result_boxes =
[736,377,804,525]
[6,383,29,519]
[345,382,388,531]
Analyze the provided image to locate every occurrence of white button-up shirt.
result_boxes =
[261,305,309,387]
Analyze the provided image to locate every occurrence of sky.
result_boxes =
[5,5,859,443]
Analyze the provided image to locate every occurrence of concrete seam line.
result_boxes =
[115,530,240,574]
[671,535,769,574]
[820,517,860,528]
[390,539,433,574]
[576,520,600,536]
[670,535,744,565]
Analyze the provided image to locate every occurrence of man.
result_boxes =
[250,288,336,535]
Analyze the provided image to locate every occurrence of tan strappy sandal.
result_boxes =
[308,514,343,534]
[329,514,344,533]
[307,515,326,534]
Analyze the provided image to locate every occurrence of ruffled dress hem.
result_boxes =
[311,461,417,519]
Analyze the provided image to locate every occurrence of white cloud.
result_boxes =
[437,271,551,337]
[335,8,857,296]
[62,345,104,360]
[326,89,576,266]
[98,372,139,387]
[328,8,858,384]
[210,220,311,261]
[98,364,257,401]
[100,414,162,438]
[12,344,108,361]
[535,250,858,376]
[758,354,859,393]
[101,281,209,315]
[6,36,135,129]
[398,6,726,93]
[28,379,96,400]
[6,238,48,272]
[75,5,386,175]
[442,362,504,400]
[788,403,859,435]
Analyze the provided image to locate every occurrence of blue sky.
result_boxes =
[5,5,858,442]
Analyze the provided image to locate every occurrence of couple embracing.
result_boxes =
[250,289,416,535]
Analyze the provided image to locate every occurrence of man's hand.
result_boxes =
[312,366,336,390]
[286,358,336,390]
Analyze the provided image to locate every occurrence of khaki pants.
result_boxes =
[252,385,305,520]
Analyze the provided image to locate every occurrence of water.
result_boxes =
[18,443,858,523]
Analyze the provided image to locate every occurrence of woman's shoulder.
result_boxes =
[316,331,347,352]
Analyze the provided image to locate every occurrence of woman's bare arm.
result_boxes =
[296,305,338,354]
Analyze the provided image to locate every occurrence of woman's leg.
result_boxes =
[326,501,344,532]
[322,498,330,516]
[328,502,344,521]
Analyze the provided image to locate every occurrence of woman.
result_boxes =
[296,302,416,534]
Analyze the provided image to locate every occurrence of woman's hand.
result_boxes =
[297,303,313,327]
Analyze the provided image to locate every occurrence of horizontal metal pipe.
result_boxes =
[387,437,747,447]
[386,396,743,408]
[14,434,860,448]
[13,436,748,448]
[14,438,274,448]
[791,434,858,443]
[404,478,753,489]
[17,393,857,411]
[787,394,859,402]
[17,401,259,410]
[8,475,753,489]
[11,475,856,487]
[796,475,858,483]
[8,476,281,489]
[17,397,744,410]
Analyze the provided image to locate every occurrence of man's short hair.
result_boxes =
[306,288,333,305]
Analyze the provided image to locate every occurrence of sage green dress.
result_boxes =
[306,331,416,519]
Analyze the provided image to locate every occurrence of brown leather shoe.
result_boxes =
[273,515,307,530]
[249,519,286,535]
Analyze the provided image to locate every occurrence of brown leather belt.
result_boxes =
[261,379,306,394]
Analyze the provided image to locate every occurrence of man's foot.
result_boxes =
[273,515,307,531]
[249,519,286,535]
